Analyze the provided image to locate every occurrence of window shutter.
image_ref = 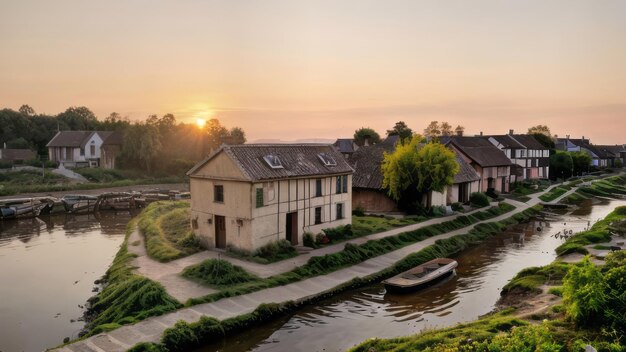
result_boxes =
[256,188,264,208]
[342,175,348,193]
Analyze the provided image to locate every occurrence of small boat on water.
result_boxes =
[0,197,56,220]
[61,195,99,214]
[383,258,458,294]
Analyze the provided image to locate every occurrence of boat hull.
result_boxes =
[384,269,455,294]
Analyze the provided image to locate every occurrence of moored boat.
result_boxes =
[61,195,98,213]
[383,258,458,293]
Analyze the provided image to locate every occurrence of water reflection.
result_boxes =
[199,199,626,352]
[0,211,131,352]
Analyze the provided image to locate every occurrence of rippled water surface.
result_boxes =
[0,212,132,352]
[199,198,625,352]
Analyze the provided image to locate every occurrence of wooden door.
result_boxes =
[286,212,298,245]
[215,215,226,249]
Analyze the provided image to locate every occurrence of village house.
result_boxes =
[187,144,353,252]
[554,136,612,168]
[46,131,122,169]
[0,144,36,165]
[596,145,626,167]
[333,138,359,159]
[446,152,481,204]
[484,131,550,182]
[443,136,512,193]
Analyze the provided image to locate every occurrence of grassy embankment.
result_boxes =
[137,201,203,262]
[185,203,517,305]
[539,186,569,202]
[349,207,626,352]
[555,205,626,256]
[0,168,185,196]
[128,205,541,352]
[562,175,626,204]
[69,220,182,343]
[509,180,551,202]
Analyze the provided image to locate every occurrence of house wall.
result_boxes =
[446,180,480,204]
[189,151,352,252]
[84,133,104,160]
[352,188,399,213]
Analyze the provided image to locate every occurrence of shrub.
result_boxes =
[315,233,328,245]
[255,240,297,262]
[322,224,353,242]
[451,202,464,212]
[431,205,446,217]
[182,259,260,288]
[352,206,365,216]
[470,192,490,207]
[303,232,316,248]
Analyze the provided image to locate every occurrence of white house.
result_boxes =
[187,144,354,252]
[46,131,122,168]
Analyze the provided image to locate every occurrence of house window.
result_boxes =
[336,203,344,220]
[90,143,96,155]
[315,207,322,224]
[336,175,348,194]
[256,188,264,208]
[80,148,85,156]
[65,147,72,160]
[214,185,224,203]
[315,179,322,197]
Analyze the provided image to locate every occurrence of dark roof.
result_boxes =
[510,134,546,149]
[453,153,480,183]
[350,136,399,190]
[596,145,626,156]
[333,138,355,154]
[46,131,94,147]
[444,136,513,167]
[101,131,123,145]
[187,144,353,181]
[0,148,36,161]
[487,135,524,149]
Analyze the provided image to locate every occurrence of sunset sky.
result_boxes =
[1,0,625,143]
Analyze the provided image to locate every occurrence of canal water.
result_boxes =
[0,212,133,352]
[197,198,625,352]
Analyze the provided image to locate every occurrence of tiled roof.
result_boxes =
[46,131,94,147]
[350,136,399,190]
[487,135,525,149]
[511,134,546,149]
[453,153,481,183]
[443,136,513,167]
[187,144,353,181]
[333,139,355,154]
[101,131,123,145]
[596,145,626,156]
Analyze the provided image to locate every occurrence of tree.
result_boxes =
[423,121,441,140]
[570,151,592,176]
[382,137,459,207]
[386,121,413,140]
[531,133,555,149]
[353,127,381,146]
[19,104,35,116]
[120,123,162,173]
[440,122,453,136]
[615,158,623,168]
[57,106,99,130]
[228,127,247,145]
[7,137,30,149]
[549,152,573,180]
[528,125,551,136]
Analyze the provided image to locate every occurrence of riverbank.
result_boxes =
[349,205,626,352]
[0,182,189,201]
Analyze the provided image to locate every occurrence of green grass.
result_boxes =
[81,221,182,338]
[352,215,427,237]
[556,205,626,256]
[226,239,298,264]
[137,201,203,262]
[501,262,570,294]
[0,169,68,186]
[186,203,525,306]
[182,259,261,288]
[561,191,591,205]
[539,186,568,202]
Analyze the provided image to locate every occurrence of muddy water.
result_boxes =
[199,199,626,352]
[0,212,134,352]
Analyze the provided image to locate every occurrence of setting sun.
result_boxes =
[196,118,206,128]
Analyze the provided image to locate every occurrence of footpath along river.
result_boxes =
[194,198,625,352]
[0,198,622,352]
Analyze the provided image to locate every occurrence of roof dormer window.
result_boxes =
[318,153,337,166]
[263,154,284,169]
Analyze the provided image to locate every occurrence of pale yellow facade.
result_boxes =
[189,151,352,252]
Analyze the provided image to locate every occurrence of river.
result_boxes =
[195,198,625,352]
[0,199,622,352]
[0,211,133,352]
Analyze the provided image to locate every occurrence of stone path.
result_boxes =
[53,181,591,352]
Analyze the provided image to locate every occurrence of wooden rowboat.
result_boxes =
[383,258,458,293]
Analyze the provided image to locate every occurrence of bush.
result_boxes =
[451,202,464,212]
[470,192,490,207]
[255,240,297,262]
[431,205,446,217]
[486,188,499,199]
[322,225,353,242]
[315,233,328,245]
[303,232,316,248]
[0,160,12,169]
[352,206,365,217]
[182,259,260,288]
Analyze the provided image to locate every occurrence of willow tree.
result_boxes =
[381,136,459,208]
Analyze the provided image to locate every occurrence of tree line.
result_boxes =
[0,105,246,175]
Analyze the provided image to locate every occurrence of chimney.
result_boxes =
[3,142,6,149]
[456,129,463,136]
[566,134,570,140]
[509,129,514,135]
[582,136,585,142]
[479,131,483,136]
[364,137,370,147]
